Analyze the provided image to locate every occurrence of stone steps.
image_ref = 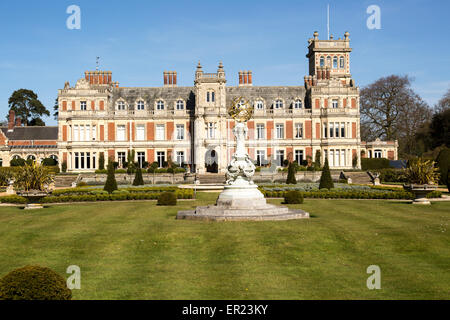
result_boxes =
[341,171,372,184]
[53,175,78,188]
[197,174,226,185]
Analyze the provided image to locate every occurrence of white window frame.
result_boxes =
[176,100,184,110]
[156,124,165,141]
[275,124,284,139]
[274,99,283,109]
[117,125,126,141]
[176,124,185,140]
[136,124,145,141]
[136,100,145,110]
[156,100,165,110]
[256,124,265,140]
[295,123,303,139]
[117,101,126,111]
[294,100,303,109]
[80,101,87,111]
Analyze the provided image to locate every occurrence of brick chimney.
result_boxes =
[164,71,177,87]
[238,70,253,87]
[8,110,15,132]
[15,117,21,127]
[84,71,112,85]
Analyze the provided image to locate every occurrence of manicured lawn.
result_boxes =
[0,193,448,299]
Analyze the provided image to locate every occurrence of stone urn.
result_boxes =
[16,190,49,210]
[403,184,437,205]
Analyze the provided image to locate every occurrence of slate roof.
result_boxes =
[111,85,308,110]
[0,126,58,141]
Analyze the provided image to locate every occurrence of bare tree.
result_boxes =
[360,75,432,157]
[435,87,450,114]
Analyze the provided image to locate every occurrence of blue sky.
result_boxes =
[0,0,449,125]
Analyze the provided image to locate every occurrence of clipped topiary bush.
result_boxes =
[104,162,118,194]
[319,158,334,190]
[133,167,144,186]
[0,265,72,300]
[157,192,177,206]
[286,162,297,184]
[284,190,304,204]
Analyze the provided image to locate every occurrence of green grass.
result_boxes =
[0,193,449,300]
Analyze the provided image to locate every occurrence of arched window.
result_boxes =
[274,99,283,109]
[333,56,338,69]
[326,56,331,67]
[27,155,36,161]
[339,56,345,68]
[320,56,324,67]
[255,100,264,110]
[116,101,126,110]
[156,100,165,110]
[176,100,184,110]
[136,100,145,110]
[294,100,303,109]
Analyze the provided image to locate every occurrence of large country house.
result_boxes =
[0,31,397,172]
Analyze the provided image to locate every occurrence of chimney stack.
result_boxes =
[8,110,15,132]
[238,70,253,87]
[164,71,177,87]
[15,117,21,127]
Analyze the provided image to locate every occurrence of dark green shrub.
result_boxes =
[41,158,57,166]
[284,190,304,204]
[319,158,334,190]
[61,161,67,173]
[99,152,105,170]
[379,168,407,183]
[10,158,25,167]
[286,162,297,184]
[0,195,27,204]
[361,158,391,170]
[436,148,450,192]
[132,168,144,186]
[104,162,118,194]
[76,181,88,187]
[157,192,177,206]
[0,265,72,300]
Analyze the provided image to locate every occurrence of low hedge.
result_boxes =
[0,195,27,204]
[51,186,179,196]
[40,189,193,203]
[157,192,177,206]
[378,169,407,183]
[262,189,415,200]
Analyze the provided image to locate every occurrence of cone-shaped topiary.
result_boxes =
[133,167,144,186]
[286,162,297,184]
[104,161,118,193]
[99,152,105,170]
[0,265,72,300]
[319,157,334,190]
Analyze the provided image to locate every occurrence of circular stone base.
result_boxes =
[177,205,309,221]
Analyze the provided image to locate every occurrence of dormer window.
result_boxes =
[176,100,184,110]
[274,99,283,109]
[255,100,264,110]
[80,101,87,110]
[117,101,126,110]
[156,100,165,110]
[293,100,303,109]
[136,100,145,110]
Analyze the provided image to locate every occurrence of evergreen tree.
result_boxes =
[319,157,334,189]
[99,152,105,170]
[104,161,118,193]
[314,150,321,169]
[286,162,297,184]
[133,167,144,186]
[436,148,450,192]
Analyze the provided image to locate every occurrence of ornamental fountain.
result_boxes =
[177,97,310,221]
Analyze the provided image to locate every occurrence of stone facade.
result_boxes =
[56,31,397,173]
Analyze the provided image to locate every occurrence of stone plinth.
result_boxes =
[177,183,309,221]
